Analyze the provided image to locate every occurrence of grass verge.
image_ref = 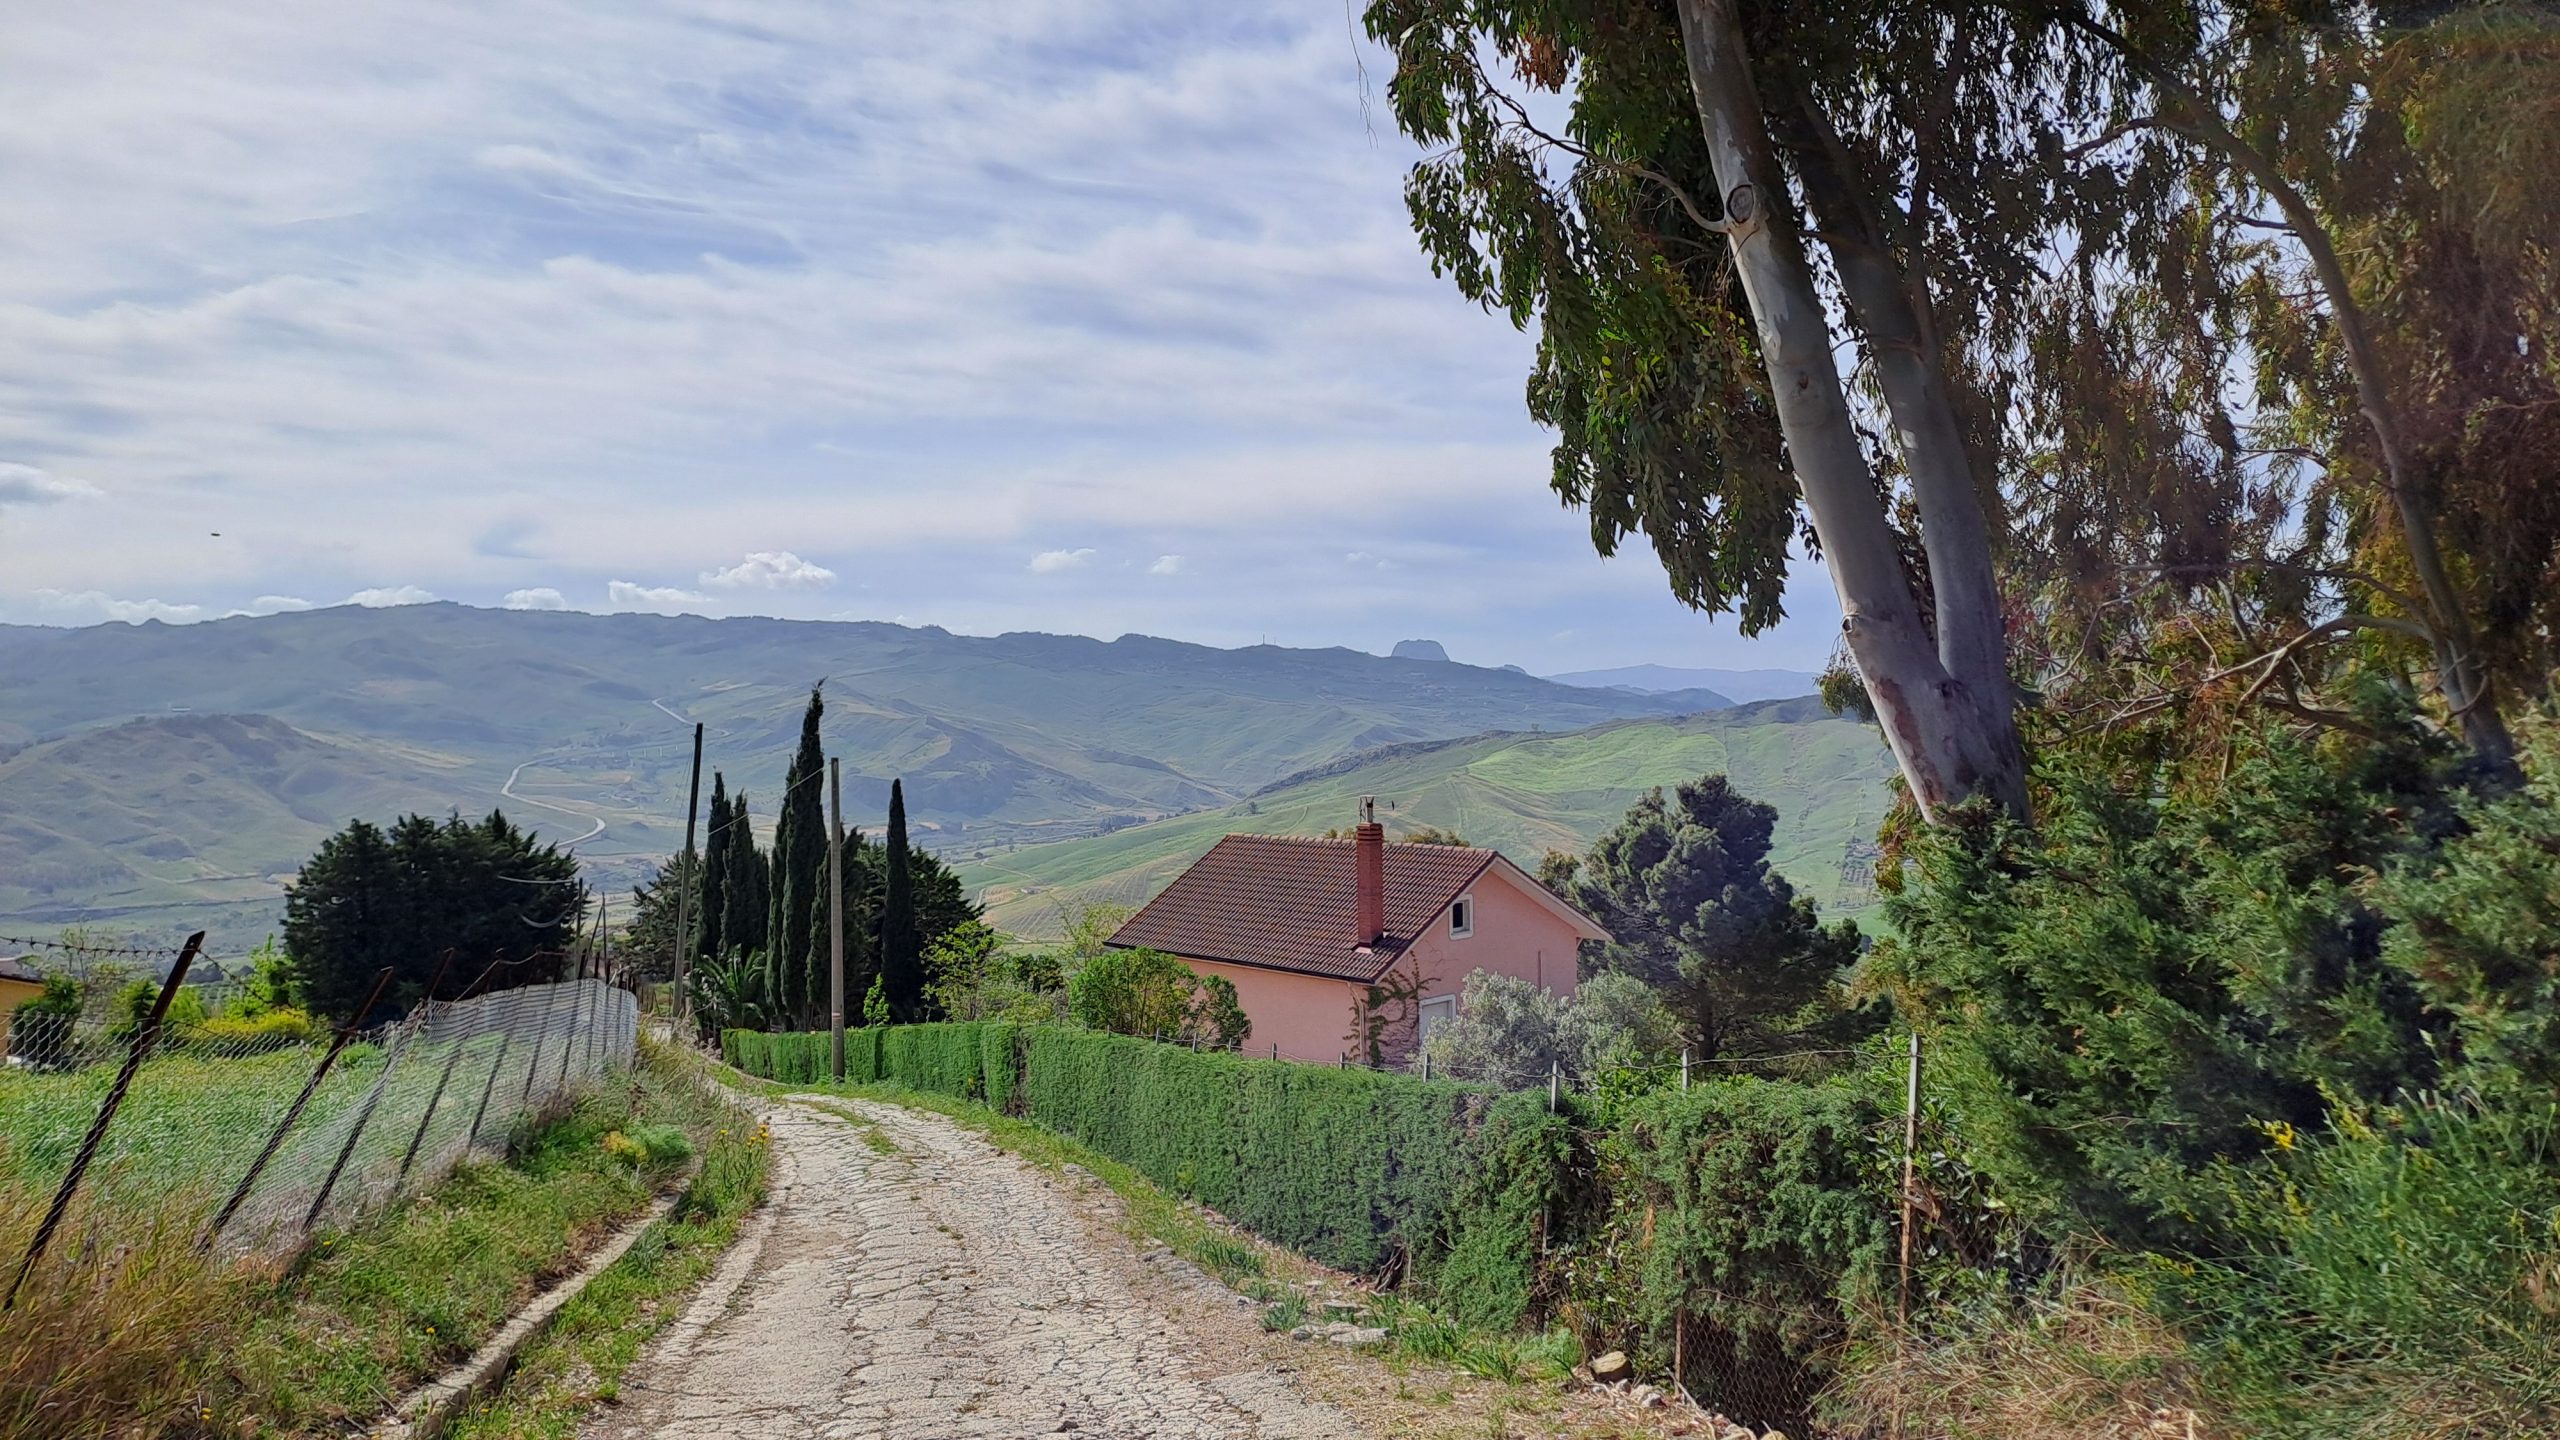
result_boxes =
[441,1072,770,1440]
[0,1036,741,1440]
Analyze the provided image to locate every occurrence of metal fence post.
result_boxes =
[303,1008,422,1232]
[1681,1047,1691,1092]
[1899,1028,1924,1328]
[519,984,556,1109]
[466,1019,515,1149]
[6,933,201,1309]
[1548,1059,1560,1113]
[392,1012,468,1196]
[556,977,584,1098]
[205,967,393,1250]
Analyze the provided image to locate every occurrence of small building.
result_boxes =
[0,956,46,1061]
[1106,799,1609,1065]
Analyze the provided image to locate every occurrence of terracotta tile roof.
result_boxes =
[1106,834,1498,982]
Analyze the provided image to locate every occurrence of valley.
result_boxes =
[0,605,1880,951]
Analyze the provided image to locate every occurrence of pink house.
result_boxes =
[1105,799,1610,1065]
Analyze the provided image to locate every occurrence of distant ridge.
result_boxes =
[1,602,1767,948]
[1546,663,1819,703]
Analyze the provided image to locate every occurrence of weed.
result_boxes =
[1262,1292,1309,1332]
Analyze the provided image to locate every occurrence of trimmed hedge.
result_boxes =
[1020,1028,1498,1272]
[726,1022,1518,1275]
[722,1022,1886,1391]
[724,1022,1018,1105]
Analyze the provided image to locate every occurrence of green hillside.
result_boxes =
[959,698,1895,940]
[0,713,489,940]
[1,604,1746,949]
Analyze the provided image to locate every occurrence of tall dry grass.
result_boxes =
[1830,1283,2222,1440]
[0,1182,252,1440]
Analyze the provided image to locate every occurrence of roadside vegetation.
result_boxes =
[0,1038,753,1440]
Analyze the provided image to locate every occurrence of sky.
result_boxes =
[0,0,1842,675]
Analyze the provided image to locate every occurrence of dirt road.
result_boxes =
[579,1094,1365,1440]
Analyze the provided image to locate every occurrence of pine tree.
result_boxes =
[881,778,923,1021]
[767,685,827,1028]
[697,773,731,966]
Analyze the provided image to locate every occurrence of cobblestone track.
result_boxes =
[580,1094,1365,1440]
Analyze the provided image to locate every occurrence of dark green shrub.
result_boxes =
[1565,1078,1889,1434]
[1418,1092,1578,1330]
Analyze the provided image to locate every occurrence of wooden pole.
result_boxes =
[8,934,201,1307]
[829,757,846,1084]
[672,721,704,1033]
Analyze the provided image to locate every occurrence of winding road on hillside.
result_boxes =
[499,760,610,849]
[581,1096,1365,1440]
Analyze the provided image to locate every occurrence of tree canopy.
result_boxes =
[281,809,584,1022]
[1562,775,1863,1061]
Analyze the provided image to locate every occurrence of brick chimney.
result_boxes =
[1355,796,1385,947]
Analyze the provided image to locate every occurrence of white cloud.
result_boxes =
[1149,554,1185,576]
[503,586,569,610]
[607,580,708,612]
[1029,548,1096,574]
[345,585,436,607]
[701,550,836,591]
[0,463,98,508]
[245,594,310,614]
[34,588,204,623]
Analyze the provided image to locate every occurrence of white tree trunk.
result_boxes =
[1674,0,2025,821]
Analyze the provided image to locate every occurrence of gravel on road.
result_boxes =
[577,1093,1365,1440]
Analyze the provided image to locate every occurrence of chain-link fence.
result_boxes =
[1,971,636,1289]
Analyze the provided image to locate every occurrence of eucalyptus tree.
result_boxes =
[1367,0,2099,819]
[1366,0,2554,803]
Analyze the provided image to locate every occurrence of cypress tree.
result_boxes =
[882,778,924,1021]
[722,792,768,960]
[768,685,827,1028]
[697,773,731,966]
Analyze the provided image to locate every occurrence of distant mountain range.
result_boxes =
[961,696,1894,940]
[0,603,1765,948]
[1544,663,1821,703]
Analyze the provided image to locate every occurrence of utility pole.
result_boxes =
[672,721,703,1033]
[829,756,846,1084]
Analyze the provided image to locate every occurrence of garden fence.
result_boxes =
[2,965,637,1302]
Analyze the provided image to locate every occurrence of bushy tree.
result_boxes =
[1419,968,1680,1087]
[282,810,584,1021]
[1570,777,1862,1062]
[925,919,1066,1025]
[624,849,696,983]
[1066,946,1248,1049]
[1873,694,2467,1250]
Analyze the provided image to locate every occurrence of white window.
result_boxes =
[1419,994,1457,1040]
[1449,894,1475,939]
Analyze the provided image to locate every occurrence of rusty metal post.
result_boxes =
[556,972,585,1097]
[519,983,555,1108]
[204,966,393,1249]
[7,933,202,1308]
[465,1020,514,1149]
[302,1003,423,1232]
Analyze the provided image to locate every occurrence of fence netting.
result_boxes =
[0,978,636,1258]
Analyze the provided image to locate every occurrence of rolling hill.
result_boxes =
[0,603,1749,948]
[958,697,1895,941]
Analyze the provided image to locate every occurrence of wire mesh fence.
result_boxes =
[0,975,637,1278]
